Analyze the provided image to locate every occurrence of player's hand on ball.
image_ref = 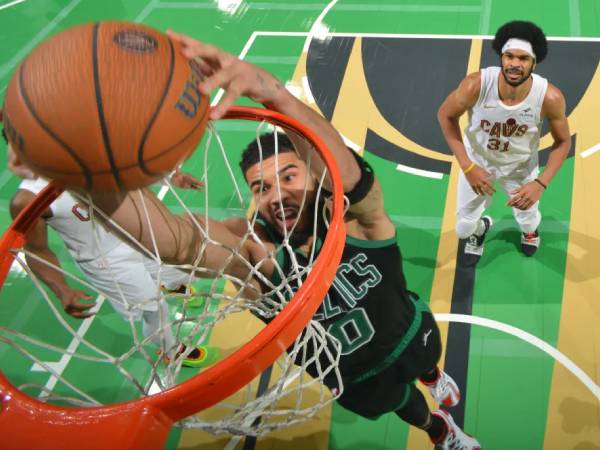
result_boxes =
[507,182,543,210]
[466,165,495,196]
[57,288,96,319]
[167,30,285,120]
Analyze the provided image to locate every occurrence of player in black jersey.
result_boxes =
[85,32,482,449]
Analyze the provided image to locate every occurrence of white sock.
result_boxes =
[474,218,486,237]
[142,302,177,356]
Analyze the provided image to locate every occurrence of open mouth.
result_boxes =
[274,206,299,230]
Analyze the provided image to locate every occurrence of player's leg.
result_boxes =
[143,257,205,308]
[419,365,460,408]
[394,384,481,449]
[77,243,161,319]
[413,306,460,407]
[79,244,207,366]
[500,172,542,256]
[456,170,493,262]
[395,295,461,407]
[142,301,176,352]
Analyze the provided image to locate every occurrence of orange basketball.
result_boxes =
[2,21,210,191]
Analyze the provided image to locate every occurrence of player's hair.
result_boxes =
[239,132,295,176]
[492,20,548,62]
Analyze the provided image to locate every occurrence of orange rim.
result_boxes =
[0,106,346,450]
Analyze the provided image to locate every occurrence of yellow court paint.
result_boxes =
[543,62,600,450]
[331,37,452,163]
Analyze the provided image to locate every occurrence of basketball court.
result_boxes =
[1,1,599,449]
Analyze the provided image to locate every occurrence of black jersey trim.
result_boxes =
[346,234,397,248]
[321,147,375,205]
[350,295,429,385]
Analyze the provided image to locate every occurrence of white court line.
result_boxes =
[135,0,159,23]
[210,31,259,106]
[0,0,82,81]
[0,0,26,11]
[254,30,600,42]
[302,0,338,53]
[396,163,444,179]
[31,298,106,394]
[435,313,600,401]
[156,2,481,13]
[581,143,600,158]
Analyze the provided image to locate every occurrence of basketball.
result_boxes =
[2,21,210,191]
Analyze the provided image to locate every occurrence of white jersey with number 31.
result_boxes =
[464,66,548,178]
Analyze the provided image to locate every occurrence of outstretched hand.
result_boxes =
[465,165,495,196]
[57,287,95,319]
[167,30,286,120]
[507,181,543,210]
[171,168,203,190]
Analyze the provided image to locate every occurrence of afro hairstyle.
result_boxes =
[492,21,548,63]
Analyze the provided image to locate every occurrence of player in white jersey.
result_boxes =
[3,127,210,367]
[438,21,571,262]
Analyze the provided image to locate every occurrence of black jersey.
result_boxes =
[261,218,418,385]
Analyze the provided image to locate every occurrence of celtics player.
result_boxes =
[75,32,482,448]
[438,21,571,262]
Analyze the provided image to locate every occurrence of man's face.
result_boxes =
[245,151,315,236]
[501,49,535,87]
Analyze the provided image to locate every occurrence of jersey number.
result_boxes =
[327,307,375,354]
[487,138,510,152]
[71,203,90,221]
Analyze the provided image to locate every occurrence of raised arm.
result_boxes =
[438,72,495,196]
[168,31,394,239]
[87,188,267,298]
[167,31,361,194]
[10,190,95,318]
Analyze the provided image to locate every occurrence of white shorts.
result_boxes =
[77,243,192,319]
[456,164,542,234]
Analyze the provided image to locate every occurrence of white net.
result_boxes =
[0,117,345,437]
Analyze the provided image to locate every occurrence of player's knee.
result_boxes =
[455,217,477,239]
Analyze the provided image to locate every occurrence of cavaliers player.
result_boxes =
[3,124,211,368]
[438,20,571,262]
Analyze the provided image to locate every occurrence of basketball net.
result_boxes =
[0,107,346,446]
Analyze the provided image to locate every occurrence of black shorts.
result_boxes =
[335,308,441,419]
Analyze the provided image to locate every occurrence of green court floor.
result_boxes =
[1,1,599,450]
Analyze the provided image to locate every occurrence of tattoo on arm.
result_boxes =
[256,73,283,99]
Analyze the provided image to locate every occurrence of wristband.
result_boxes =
[463,162,476,174]
[534,178,547,189]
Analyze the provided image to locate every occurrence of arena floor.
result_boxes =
[1,1,599,449]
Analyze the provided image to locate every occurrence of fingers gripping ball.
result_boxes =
[3,21,210,191]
